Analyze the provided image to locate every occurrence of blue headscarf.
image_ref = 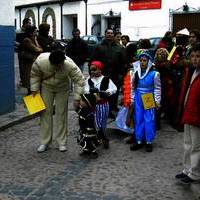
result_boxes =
[138,49,153,62]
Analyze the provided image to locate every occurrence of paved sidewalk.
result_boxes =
[0,86,30,131]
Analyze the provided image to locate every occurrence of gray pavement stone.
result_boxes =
[0,115,200,199]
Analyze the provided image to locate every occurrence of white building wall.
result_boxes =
[15,0,50,6]
[62,1,86,37]
[40,4,61,38]
[1,1,14,25]
[14,0,200,40]
[88,0,200,40]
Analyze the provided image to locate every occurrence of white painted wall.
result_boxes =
[88,0,200,40]
[62,1,86,37]
[0,0,14,25]
[14,0,200,40]
[40,4,61,39]
[15,0,50,6]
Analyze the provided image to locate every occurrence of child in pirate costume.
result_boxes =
[77,93,99,158]
[130,50,161,152]
[85,61,117,149]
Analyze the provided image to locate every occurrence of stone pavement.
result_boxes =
[0,112,200,200]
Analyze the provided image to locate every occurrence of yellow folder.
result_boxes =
[23,93,46,115]
[167,46,177,61]
[141,93,156,110]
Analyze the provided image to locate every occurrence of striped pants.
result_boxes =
[95,102,109,132]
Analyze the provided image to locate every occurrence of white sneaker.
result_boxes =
[59,145,67,152]
[37,144,48,153]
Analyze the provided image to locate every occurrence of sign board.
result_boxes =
[129,0,161,10]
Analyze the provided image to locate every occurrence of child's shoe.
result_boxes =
[179,176,200,184]
[90,151,98,159]
[130,143,144,151]
[175,173,188,179]
[103,138,109,149]
[145,144,153,152]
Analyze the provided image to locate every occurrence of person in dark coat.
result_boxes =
[15,18,32,86]
[37,23,55,52]
[21,25,43,94]
[66,28,88,72]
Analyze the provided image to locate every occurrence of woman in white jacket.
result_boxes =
[30,50,85,153]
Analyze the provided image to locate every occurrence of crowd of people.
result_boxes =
[15,18,200,184]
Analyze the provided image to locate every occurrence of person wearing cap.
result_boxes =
[130,50,161,152]
[84,60,117,149]
[77,93,99,158]
[30,49,85,153]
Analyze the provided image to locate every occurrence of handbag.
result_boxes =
[115,106,134,134]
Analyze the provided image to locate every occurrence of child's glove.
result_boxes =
[89,88,99,94]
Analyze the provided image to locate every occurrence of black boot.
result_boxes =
[130,143,144,151]
[145,143,153,152]
[102,137,109,149]
[98,129,109,149]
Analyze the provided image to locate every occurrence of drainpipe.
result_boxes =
[60,2,63,39]
[19,8,22,28]
[37,5,40,27]
[84,0,88,35]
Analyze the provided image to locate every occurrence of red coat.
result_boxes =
[182,73,200,126]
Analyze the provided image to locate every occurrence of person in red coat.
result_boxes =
[175,43,200,184]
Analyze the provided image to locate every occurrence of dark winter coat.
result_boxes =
[66,38,88,66]
[91,39,126,87]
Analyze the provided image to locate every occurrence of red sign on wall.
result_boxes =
[129,0,162,10]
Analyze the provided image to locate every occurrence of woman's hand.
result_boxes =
[74,100,80,110]
[32,91,39,97]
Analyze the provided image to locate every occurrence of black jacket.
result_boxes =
[66,37,88,66]
[91,39,126,85]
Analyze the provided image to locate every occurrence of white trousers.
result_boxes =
[183,124,200,180]
[40,87,68,146]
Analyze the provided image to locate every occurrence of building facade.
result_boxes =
[0,1,15,114]
[15,0,200,40]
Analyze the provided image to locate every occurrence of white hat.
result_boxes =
[176,28,189,36]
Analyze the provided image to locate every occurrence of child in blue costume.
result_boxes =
[130,51,161,152]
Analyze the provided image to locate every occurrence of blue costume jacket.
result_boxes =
[132,61,161,143]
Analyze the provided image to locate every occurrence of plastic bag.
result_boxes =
[115,106,134,134]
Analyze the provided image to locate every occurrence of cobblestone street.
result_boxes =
[0,113,200,200]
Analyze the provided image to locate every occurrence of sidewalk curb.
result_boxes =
[0,113,39,132]
[0,111,115,132]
